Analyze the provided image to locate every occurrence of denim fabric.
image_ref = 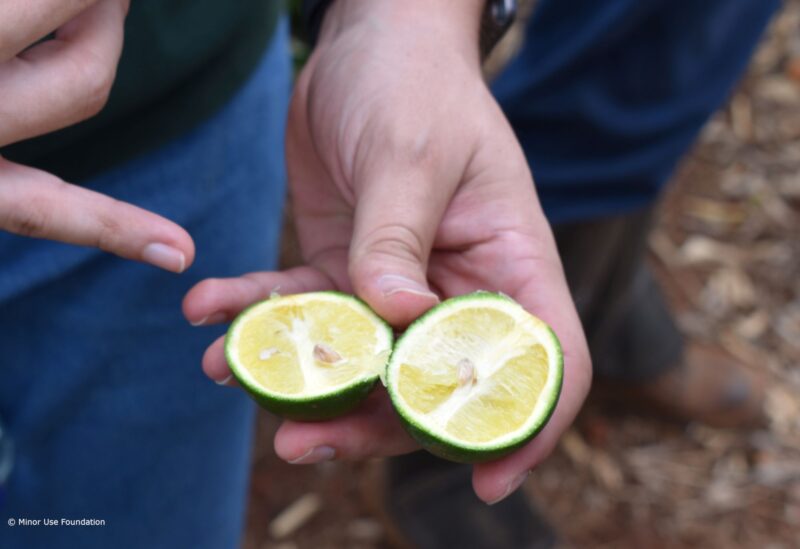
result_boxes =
[0,19,290,549]
[493,0,780,224]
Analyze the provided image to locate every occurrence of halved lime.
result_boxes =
[225,292,393,421]
[386,291,563,463]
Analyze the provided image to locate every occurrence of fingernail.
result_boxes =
[288,446,336,464]
[142,243,186,273]
[190,312,227,327]
[214,375,233,387]
[488,471,530,505]
[377,274,439,300]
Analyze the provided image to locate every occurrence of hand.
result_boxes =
[0,0,194,272]
[184,0,591,504]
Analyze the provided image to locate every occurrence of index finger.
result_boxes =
[0,0,101,61]
[0,158,195,272]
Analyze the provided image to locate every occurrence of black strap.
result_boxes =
[480,0,516,59]
[301,0,333,47]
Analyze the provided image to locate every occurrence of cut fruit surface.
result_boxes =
[387,292,563,462]
[225,292,393,421]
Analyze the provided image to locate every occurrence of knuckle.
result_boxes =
[195,277,226,297]
[93,206,123,253]
[356,222,427,267]
[359,116,441,176]
[5,198,51,238]
[76,53,116,117]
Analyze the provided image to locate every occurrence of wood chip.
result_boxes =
[590,452,625,492]
[776,303,800,351]
[347,518,384,542]
[648,230,680,266]
[560,430,591,466]
[684,196,747,226]
[678,235,742,266]
[786,56,800,82]
[756,75,800,104]
[701,267,756,313]
[269,494,322,539]
[705,480,740,509]
[754,460,800,486]
[775,174,800,198]
[730,94,754,141]
[765,386,800,435]
[733,310,771,340]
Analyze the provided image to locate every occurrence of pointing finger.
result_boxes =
[0,158,194,272]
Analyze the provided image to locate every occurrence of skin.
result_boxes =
[183,0,592,505]
[0,0,194,273]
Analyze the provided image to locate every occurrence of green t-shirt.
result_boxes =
[2,0,282,183]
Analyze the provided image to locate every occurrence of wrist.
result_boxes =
[318,0,485,63]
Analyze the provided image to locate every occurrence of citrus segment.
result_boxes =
[397,362,458,414]
[445,344,549,443]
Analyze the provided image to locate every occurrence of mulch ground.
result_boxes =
[243,4,800,547]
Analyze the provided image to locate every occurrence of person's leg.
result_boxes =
[493,0,780,224]
[490,0,778,408]
[0,20,291,549]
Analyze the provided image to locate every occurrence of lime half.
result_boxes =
[225,292,393,421]
[386,292,563,463]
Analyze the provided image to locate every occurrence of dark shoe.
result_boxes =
[554,210,766,428]
[362,452,558,549]
[596,341,766,428]
[554,209,686,383]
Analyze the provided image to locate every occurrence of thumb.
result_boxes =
[348,168,449,327]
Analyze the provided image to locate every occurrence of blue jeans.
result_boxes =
[493,0,780,224]
[0,20,290,549]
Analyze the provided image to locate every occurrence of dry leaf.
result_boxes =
[590,452,625,492]
[776,302,800,351]
[733,310,771,340]
[269,494,322,539]
[684,196,747,226]
[561,430,591,466]
[679,235,742,266]
[701,267,756,313]
[756,75,800,104]
[730,94,754,141]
